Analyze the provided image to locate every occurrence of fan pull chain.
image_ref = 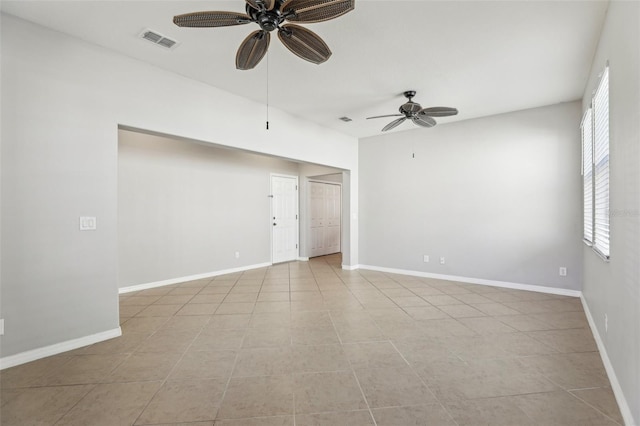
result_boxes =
[266,51,270,130]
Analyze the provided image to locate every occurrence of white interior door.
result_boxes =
[309,181,341,258]
[271,175,299,264]
[310,182,326,258]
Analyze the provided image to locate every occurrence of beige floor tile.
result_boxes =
[403,306,450,321]
[154,295,194,305]
[121,295,162,306]
[291,327,340,345]
[469,302,521,316]
[343,341,408,370]
[1,385,93,426]
[372,404,456,426]
[135,329,197,353]
[494,313,553,331]
[207,314,251,329]
[229,286,261,294]
[192,329,246,351]
[217,375,294,419]
[530,311,589,329]
[170,349,237,380]
[107,352,182,382]
[290,311,333,328]
[177,303,219,316]
[1,389,24,407]
[445,397,535,426]
[249,312,291,329]
[335,324,385,343]
[254,301,291,313]
[452,293,495,304]
[514,390,620,425]
[292,344,351,373]
[160,315,211,331]
[79,332,148,355]
[294,371,368,414]
[31,354,128,386]
[189,294,227,304]
[257,292,290,302]
[199,285,233,295]
[136,304,183,317]
[224,293,259,303]
[233,347,293,377]
[136,378,227,424]
[295,410,374,426]
[120,305,146,318]
[0,355,72,389]
[242,327,291,348]
[216,302,256,315]
[527,328,598,353]
[121,316,169,334]
[214,416,293,426]
[168,287,202,295]
[518,352,610,389]
[56,381,161,426]
[437,304,487,318]
[391,296,431,307]
[421,295,465,306]
[570,387,624,424]
[456,317,518,335]
[355,366,437,408]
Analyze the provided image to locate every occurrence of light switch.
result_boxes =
[79,216,97,231]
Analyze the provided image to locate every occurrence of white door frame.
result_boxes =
[308,179,342,258]
[270,173,299,264]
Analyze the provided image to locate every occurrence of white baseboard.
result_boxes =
[0,327,122,370]
[119,262,272,294]
[356,264,581,297]
[580,296,636,426]
[298,257,310,262]
[341,264,360,271]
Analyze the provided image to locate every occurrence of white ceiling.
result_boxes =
[2,0,608,138]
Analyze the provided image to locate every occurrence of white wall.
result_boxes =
[0,14,358,360]
[118,130,300,288]
[359,102,583,291]
[581,2,640,424]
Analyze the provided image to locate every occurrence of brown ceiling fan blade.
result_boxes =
[412,115,437,128]
[278,24,331,64]
[173,11,252,28]
[246,0,275,11]
[236,30,270,70]
[366,114,403,120]
[282,0,355,23]
[382,117,407,132]
[418,107,459,117]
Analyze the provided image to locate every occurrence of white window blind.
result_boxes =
[581,108,593,243]
[593,66,610,258]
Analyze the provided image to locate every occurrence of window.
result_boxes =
[581,65,610,259]
[581,108,593,243]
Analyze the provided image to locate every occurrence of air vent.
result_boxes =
[139,29,179,50]
[339,116,353,122]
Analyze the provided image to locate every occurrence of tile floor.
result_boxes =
[1,254,624,425]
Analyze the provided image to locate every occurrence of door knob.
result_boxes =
[273,223,277,226]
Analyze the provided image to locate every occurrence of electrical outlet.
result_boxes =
[79,216,97,231]
[423,255,429,263]
[605,314,608,333]
[235,251,240,259]
[0,319,4,336]
[440,257,445,265]
[559,267,567,277]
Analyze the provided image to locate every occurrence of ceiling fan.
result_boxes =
[367,91,459,132]
[173,0,355,70]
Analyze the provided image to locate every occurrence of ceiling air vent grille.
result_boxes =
[140,29,179,50]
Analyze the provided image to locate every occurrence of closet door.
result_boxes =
[309,182,326,258]
[309,182,341,257]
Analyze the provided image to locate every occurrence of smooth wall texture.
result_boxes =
[359,102,583,291]
[118,131,299,287]
[581,1,640,424]
[1,14,358,359]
